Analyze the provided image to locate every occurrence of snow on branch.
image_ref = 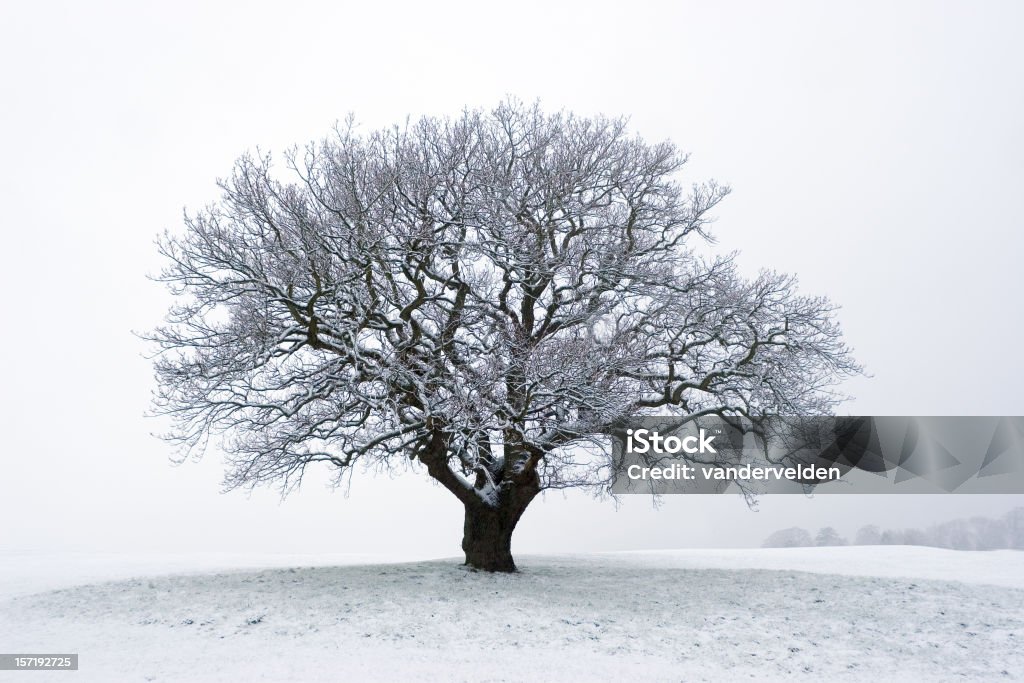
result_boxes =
[149,100,861,503]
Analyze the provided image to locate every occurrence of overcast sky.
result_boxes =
[1,0,1022,558]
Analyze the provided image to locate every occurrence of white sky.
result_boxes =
[1,0,1022,558]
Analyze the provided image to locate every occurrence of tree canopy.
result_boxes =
[151,100,859,570]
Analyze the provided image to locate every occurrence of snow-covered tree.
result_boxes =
[815,527,847,546]
[1005,507,1024,549]
[930,519,978,550]
[926,516,1010,550]
[763,527,814,548]
[854,525,882,545]
[879,529,905,545]
[901,527,929,546]
[151,101,859,571]
[970,516,1010,550]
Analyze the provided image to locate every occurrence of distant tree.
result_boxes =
[1005,508,1024,549]
[151,100,860,572]
[901,528,929,546]
[763,527,814,548]
[854,525,882,545]
[930,516,1007,550]
[814,527,847,546]
[929,519,977,550]
[969,516,1009,550]
[879,529,905,545]
[850,512,1022,551]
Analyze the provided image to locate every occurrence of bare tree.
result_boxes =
[815,527,847,546]
[854,525,882,545]
[1005,507,1024,549]
[762,527,814,548]
[150,100,860,571]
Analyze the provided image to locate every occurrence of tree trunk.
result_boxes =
[462,485,538,572]
[462,505,517,572]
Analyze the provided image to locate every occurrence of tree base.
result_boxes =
[463,555,517,573]
[462,505,519,572]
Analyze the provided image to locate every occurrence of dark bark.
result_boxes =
[462,482,539,572]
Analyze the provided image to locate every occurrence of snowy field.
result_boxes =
[1,547,1022,682]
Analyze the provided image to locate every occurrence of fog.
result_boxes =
[1,0,1022,558]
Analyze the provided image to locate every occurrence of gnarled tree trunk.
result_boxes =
[462,482,539,572]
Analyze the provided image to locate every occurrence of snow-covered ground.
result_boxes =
[1,547,1021,682]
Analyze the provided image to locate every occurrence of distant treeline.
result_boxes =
[762,507,1024,550]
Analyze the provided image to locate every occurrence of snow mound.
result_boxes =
[1,548,1022,682]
